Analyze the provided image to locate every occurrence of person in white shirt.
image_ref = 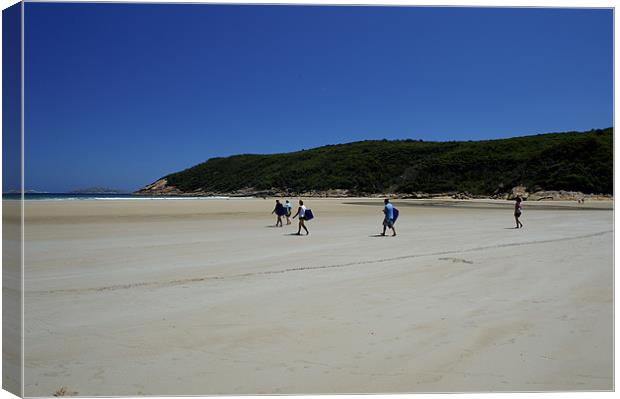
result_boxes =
[284,200,292,225]
[292,199,309,235]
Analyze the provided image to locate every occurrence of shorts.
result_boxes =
[383,218,394,228]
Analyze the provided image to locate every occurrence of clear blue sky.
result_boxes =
[21,3,612,192]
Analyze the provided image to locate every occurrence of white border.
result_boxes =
[0,1,615,399]
[20,0,24,397]
[9,0,620,7]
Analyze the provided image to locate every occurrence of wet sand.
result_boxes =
[22,198,613,395]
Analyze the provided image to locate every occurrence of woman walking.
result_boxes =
[292,200,309,235]
[514,197,524,229]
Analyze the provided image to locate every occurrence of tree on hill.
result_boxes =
[140,127,612,196]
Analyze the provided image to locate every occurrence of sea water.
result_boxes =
[1,193,243,201]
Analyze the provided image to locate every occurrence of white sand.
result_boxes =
[21,198,612,395]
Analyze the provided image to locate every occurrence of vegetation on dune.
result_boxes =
[160,127,612,195]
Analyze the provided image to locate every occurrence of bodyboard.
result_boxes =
[304,209,314,221]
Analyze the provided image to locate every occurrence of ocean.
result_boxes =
[2,193,239,201]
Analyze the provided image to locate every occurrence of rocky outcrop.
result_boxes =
[135,180,612,201]
[527,190,611,201]
[507,185,529,200]
[135,179,183,195]
[295,189,352,198]
[134,183,355,198]
[492,185,611,201]
[451,191,474,200]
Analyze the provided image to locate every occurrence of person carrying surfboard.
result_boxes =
[381,198,397,237]
[272,199,286,227]
[292,200,310,235]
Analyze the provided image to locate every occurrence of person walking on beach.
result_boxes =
[292,200,309,235]
[272,199,286,227]
[381,198,397,237]
[284,200,292,225]
[514,197,524,229]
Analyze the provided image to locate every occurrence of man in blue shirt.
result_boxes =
[381,198,397,237]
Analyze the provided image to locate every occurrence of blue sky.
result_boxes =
[19,3,613,192]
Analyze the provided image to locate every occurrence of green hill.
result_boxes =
[140,127,613,196]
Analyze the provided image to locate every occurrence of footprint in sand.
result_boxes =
[53,387,78,397]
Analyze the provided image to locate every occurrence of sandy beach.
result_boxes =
[21,198,612,395]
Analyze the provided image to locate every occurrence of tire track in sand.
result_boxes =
[35,230,612,295]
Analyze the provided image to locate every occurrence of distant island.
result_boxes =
[71,187,128,194]
[136,127,613,199]
[6,189,50,194]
